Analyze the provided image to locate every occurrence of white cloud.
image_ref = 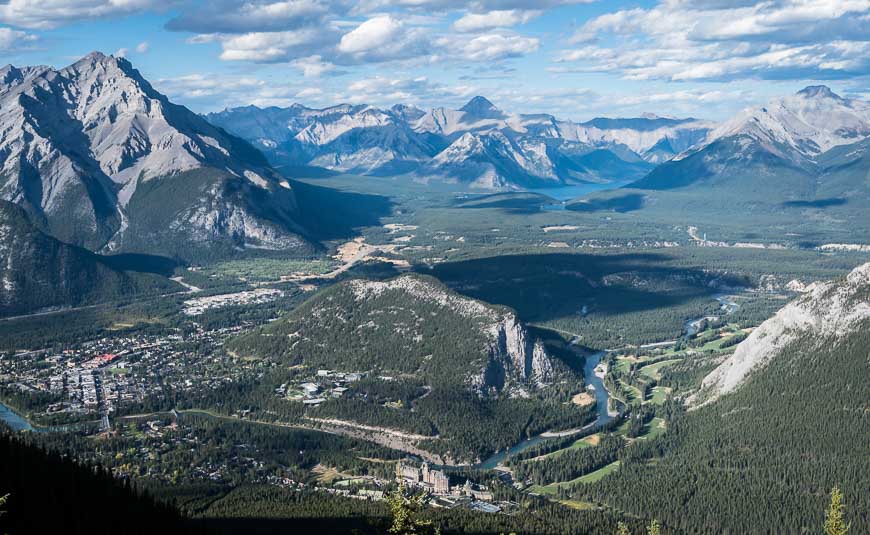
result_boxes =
[201,29,329,62]
[453,9,541,32]
[0,0,170,30]
[136,41,150,53]
[291,55,337,77]
[459,33,539,61]
[558,0,870,82]
[165,0,332,33]
[338,15,402,54]
[115,47,129,57]
[335,75,475,105]
[0,27,37,51]
[295,87,323,98]
[155,72,305,109]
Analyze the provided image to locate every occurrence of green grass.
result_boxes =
[557,499,599,510]
[531,460,623,495]
[577,461,621,483]
[638,359,682,380]
[649,386,670,405]
[201,258,337,282]
[531,435,598,461]
[638,417,667,440]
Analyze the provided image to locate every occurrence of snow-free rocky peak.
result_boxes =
[0,52,307,257]
[459,96,502,118]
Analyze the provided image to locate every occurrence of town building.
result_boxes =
[396,461,450,494]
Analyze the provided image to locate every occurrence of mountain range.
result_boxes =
[206,96,713,189]
[1,51,868,277]
[0,52,311,259]
[629,86,870,205]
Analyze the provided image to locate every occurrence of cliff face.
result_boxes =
[481,315,554,392]
[257,273,558,396]
[690,262,870,405]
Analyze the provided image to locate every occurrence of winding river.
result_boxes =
[476,350,612,469]
[684,293,741,337]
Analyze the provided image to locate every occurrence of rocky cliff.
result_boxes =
[691,262,870,405]
[0,52,310,259]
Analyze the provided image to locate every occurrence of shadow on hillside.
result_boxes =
[421,252,749,323]
[290,179,395,241]
[451,192,554,214]
[567,193,645,213]
[99,252,180,276]
[198,516,386,534]
[782,197,847,208]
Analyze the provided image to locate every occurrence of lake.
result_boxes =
[527,182,628,210]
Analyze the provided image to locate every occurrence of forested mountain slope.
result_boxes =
[229,274,594,462]
[0,430,192,534]
[579,263,870,533]
[0,200,176,317]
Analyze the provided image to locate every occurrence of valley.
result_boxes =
[2,162,867,533]
[1,49,868,535]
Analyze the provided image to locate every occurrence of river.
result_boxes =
[683,293,741,337]
[0,401,33,431]
[475,350,611,470]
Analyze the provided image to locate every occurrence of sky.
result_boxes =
[1,0,869,121]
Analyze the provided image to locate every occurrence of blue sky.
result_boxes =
[2,0,869,120]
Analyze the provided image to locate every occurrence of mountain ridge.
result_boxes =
[0,52,312,260]
[205,95,714,189]
[0,199,177,316]
[627,85,870,202]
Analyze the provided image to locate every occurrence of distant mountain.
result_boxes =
[207,103,441,176]
[703,85,870,161]
[0,52,311,260]
[0,200,176,317]
[206,97,713,189]
[630,86,870,201]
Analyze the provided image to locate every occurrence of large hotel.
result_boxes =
[396,461,450,494]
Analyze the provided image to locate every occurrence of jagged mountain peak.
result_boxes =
[0,52,310,259]
[698,85,870,159]
[205,97,714,189]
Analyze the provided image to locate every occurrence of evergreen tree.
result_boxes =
[824,487,850,535]
[388,482,434,535]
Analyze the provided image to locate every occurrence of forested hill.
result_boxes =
[0,200,177,317]
[0,430,191,534]
[230,273,564,393]
[577,264,870,533]
[227,274,595,462]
